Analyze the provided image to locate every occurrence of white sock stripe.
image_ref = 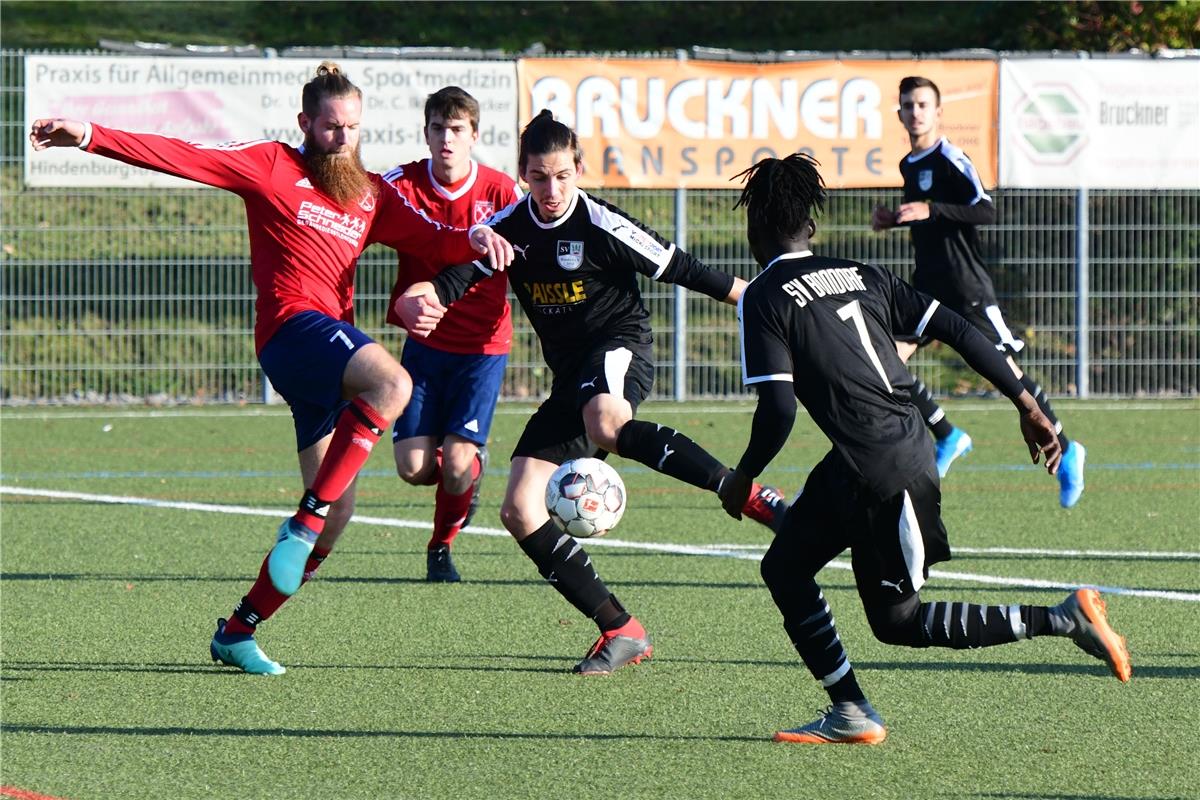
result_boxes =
[820,658,852,687]
[799,607,829,626]
[1008,603,1028,640]
[922,602,938,638]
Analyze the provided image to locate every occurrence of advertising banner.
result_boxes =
[518,58,997,189]
[1000,59,1200,188]
[24,55,519,187]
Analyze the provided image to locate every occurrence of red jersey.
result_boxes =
[81,124,481,354]
[383,159,520,355]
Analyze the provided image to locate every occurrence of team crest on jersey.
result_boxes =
[556,240,585,271]
[473,200,495,224]
[918,169,933,192]
[358,192,376,212]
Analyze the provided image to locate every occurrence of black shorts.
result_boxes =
[898,298,1025,358]
[512,341,655,464]
[780,450,950,605]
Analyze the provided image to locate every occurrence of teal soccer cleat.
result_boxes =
[267,517,318,595]
[934,427,973,478]
[1058,441,1087,508]
[209,618,285,676]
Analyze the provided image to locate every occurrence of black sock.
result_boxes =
[231,596,262,631]
[592,594,632,632]
[826,668,867,704]
[517,520,612,620]
[763,551,859,700]
[1020,605,1051,637]
[615,419,726,491]
[918,601,1024,648]
[912,378,954,440]
[1019,374,1068,450]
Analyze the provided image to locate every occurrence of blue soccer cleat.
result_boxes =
[935,427,974,478]
[1058,440,1087,508]
[209,618,285,676]
[267,517,319,596]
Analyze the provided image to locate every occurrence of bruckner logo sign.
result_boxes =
[1012,85,1088,163]
[1000,59,1200,189]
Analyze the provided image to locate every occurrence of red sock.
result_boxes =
[222,545,332,636]
[295,397,388,532]
[428,452,481,549]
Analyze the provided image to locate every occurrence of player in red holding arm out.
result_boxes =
[29,62,513,675]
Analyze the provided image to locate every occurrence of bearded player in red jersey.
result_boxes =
[382,87,522,582]
[30,62,513,675]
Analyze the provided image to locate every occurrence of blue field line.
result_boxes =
[2,460,1197,482]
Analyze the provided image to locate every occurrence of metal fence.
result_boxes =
[2,50,1197,403]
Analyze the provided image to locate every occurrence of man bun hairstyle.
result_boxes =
[302,61,362,117]
[733,153,827,240]
[518,110,582,172]
[425,86,480,131]
[899,75,941,105]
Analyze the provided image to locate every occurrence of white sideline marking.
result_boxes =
[705,543,1200,560]
[3,485,1198,603]
[0,400,1195,420]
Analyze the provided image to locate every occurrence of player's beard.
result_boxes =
[304,138,374,209]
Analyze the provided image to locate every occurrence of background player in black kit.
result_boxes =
[873,75,1087,507]
[721,154,1129,744]
[398,110,787,675]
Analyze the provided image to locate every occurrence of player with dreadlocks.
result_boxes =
[718,153,1130,744]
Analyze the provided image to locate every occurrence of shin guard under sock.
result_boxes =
[428,453,481,548]
[517,520,611,619]
[223,546,331,636]
[296,397,388,532]
[615,419,726,490]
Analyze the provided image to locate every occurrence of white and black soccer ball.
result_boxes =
[545,457,627,538]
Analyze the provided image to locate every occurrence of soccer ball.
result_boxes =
[545,457,627,538]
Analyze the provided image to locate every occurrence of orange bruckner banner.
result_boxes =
[518,58,998,189]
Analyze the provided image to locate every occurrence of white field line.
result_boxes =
[705,543,1200,560]
[3,485,1198,603]
[1,400,1196,421]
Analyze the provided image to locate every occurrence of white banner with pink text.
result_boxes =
[24,55,519,187]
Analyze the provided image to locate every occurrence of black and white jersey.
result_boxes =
[434,190,734,380]
[738,251,940,498]
[900,137,997,310]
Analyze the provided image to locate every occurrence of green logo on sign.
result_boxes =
[1014,87,1088,162]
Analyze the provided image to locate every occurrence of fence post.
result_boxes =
[1075,187,1089,398]
[262,370,279,404]
[674,187,688,402]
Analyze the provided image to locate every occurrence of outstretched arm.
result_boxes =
[29,118,86,149]
[922,304,1061,473]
